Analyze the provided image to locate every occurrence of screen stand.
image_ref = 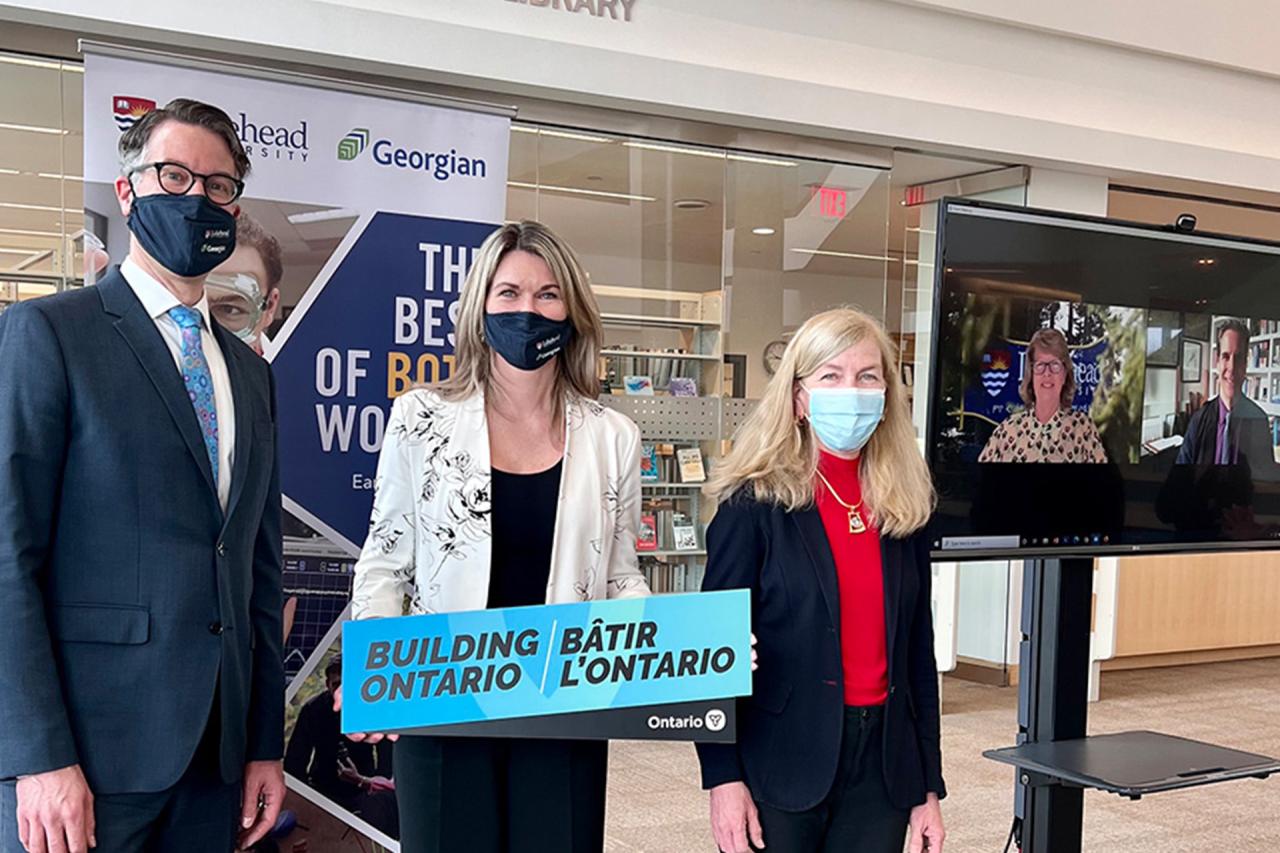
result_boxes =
[1015,557,1093,853]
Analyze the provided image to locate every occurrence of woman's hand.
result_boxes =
[709,781,764,852]
[333,684,400,744]
[907,792,945,853]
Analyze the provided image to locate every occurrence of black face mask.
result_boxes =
[127,192,237,279]
[484,311,574,372]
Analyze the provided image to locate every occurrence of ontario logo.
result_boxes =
[112,96,156,131]
[980,349,1013,398]
[338,128,370,161]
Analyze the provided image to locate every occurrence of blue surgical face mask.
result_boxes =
[807,387,886,453]
[484,311,574,371]
[127,192,237,279]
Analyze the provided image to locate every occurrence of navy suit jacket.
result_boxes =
[0,267,284,794]
[695,490,946,812]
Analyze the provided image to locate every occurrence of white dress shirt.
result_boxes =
[121,257,236,510]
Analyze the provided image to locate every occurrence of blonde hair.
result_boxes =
[1020,328,1075,408]
[436,220,603,404]
[706,307,934,537]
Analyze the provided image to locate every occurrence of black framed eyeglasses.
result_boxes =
[129,161,245,205]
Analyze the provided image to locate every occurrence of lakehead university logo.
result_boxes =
[109,97,310,162]
[112,96,157,131]
[338,128,370,161]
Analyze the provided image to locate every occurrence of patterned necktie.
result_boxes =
[168,305,219,485]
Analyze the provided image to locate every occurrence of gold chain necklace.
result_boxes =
[815,469,866,534]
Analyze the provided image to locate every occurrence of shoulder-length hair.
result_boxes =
[1019,327,1076,409]
[436,220,603,404]
[705,307,935,537]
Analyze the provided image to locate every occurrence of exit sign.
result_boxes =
[811,185,847,219]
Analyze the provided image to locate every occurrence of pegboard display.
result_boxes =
[721,398,759,438]
[599,395,721,441]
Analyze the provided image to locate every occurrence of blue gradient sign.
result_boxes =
[341,590,751,733]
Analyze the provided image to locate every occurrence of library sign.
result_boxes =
[503,0,639,23]
[342,590,750,741]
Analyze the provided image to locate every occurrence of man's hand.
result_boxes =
[708,781,764,853]
[15,764,95,853]
[238,760,285,849]
[907,792,945,853]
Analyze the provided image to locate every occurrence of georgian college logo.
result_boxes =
[338,128,371,161]
[112,96,157,131]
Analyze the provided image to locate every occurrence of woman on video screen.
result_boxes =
[978,328,1107,463]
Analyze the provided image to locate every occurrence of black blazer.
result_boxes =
[0,268,284,793]
[695,489,946,812]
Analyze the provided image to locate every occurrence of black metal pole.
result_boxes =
[1015,557,1094,853]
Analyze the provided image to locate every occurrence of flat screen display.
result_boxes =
[927,200,1280,558]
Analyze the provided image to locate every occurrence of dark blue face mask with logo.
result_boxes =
[484,311,574,372]
[127,192,237,279]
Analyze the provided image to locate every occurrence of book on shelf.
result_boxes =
[637,514,658,551]
[677,447,707,483]
[671,516,700,551]
[640,443,660,482]
[668,376,698,397]
[624,375,655,395]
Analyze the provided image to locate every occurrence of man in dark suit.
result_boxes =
[1176,318,1277,471]
[0,99,285,853]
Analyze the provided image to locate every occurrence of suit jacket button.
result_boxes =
[209,621,224,635]
[216,542,227,557]
[890,685,897,694]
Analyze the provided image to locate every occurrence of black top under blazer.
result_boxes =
[695,489,946,812]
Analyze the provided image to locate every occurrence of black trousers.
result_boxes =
[393,735,608,853]
[1,700,239,853]
[751,706,909,853]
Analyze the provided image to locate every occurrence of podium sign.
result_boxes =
[342,590,751,741]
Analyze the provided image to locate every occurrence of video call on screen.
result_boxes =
[927,202,1280,557]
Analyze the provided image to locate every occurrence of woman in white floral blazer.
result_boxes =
[349,220,649,853]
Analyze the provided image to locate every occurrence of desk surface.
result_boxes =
[984,731,1280,798]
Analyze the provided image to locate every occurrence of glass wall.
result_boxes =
[507,123,891,590]
[0,51,83,311]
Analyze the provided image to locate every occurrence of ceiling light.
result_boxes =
[623,141,725,160]
[673,198,711,210]
[751,227,776,236]
[0,227,63,237]
[286,207,359,225]
[791,248,893,262]
[36,172,83,181]
[0,201,64,212]
[1196,258,1216,265]
[0,55,70,71]
[507,180,655,202]
[511,124,613,144]
[727,153,797,167]
[0,122,68,135]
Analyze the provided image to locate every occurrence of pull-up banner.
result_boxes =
[342,590,752,741]
[83,50,511,556]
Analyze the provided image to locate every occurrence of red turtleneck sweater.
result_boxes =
[815,451,889,707]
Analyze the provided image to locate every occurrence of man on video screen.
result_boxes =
[1176,319,1277,470]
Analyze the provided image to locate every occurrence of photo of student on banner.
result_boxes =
[208,211,284,356]
[697,308,946,853]
[342,220,650,853]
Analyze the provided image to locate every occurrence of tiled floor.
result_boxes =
[604,658,1280,852]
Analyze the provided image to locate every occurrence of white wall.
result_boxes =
[4,0,1280,193]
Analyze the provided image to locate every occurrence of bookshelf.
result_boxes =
[595,283,725,594]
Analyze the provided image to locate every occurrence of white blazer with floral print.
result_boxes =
[351,387,650,619]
